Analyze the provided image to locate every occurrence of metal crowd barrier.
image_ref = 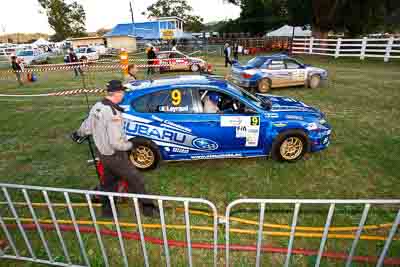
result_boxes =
[225,199,400,267]
[1,182,400,266]
[0,183,218,267]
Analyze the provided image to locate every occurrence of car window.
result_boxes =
[157,53,169,59]
[131,89,195,113]
[17,50,33,56]
[285,59,302,69]
[193,88,256,114]
[174,52,185,58]
[268,60,285,70]
[87,48,96,53]
[247,57,266,68]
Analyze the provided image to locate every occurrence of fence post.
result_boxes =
[335,38,342,58]
[308,37,314,54]
[360,37,367,60]
[384,37,394,63]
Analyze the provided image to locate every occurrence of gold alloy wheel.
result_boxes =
[280,137,304,160]
[130,145,155,169]
[310,75,320,88]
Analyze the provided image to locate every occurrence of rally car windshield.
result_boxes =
[17,50,33,56]
[227,82,271,110]
[247,57,266,68]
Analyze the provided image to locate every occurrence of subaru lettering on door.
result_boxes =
[120,75,332,170]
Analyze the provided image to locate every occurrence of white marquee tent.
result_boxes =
[265,25,311,37]
[32,38,51,46]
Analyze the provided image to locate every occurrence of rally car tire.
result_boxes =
[308,75,321,89]
[129,138,161,171]
[257,78,271,93]
[271,130,308,162]
[191,64,200,72]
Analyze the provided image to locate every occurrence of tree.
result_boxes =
[38,0,86,41]
[222,0,286,35]
[96,28,111,37]
[142,0,204,32]
[226,0,400,37]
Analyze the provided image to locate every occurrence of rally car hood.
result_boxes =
[257,94,321,115]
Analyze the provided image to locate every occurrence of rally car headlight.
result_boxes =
[306,123,319,131]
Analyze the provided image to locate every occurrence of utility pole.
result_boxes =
[1,24,6,44]
[129,1,135,36]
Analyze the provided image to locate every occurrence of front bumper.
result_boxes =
[308,128,332,152]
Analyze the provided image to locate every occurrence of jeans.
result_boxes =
[99,151,154,212]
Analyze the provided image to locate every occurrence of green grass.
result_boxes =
[0,54,399,266]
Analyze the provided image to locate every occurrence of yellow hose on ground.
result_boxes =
[2,217,398,241]
[1,202,394,232]
[174,208,394,232]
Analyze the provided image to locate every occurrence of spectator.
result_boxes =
[146,44,156,77]
[239,45,244,56]
[68,48,82,78]
[11,56,23,86]
[124,64,138,83]
[233,43,239,61]
[171,40,177,51]
[224,43,232,67]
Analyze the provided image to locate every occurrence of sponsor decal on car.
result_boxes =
[273,122,287,127]
[245,126,260,147]
[124,118,218,152]
[265,113,279,118]
[159,106,189,112]
[220,116,260,147]
[172,147,190,153]
[286,115,303,120]
[192,138,219,151]
[191,153,242,160]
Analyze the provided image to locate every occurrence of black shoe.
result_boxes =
[142,205,159,218]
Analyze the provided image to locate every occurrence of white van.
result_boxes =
[16,49,48,65]
[75,47,99,61]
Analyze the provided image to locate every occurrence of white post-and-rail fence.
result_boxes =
[0,183,400,266]
[292,37,400,62]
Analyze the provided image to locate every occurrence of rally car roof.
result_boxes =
[257,53,290,60]
[125,75,228,92]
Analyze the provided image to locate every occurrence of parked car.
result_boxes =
[231,54,328,93]
[120,75,332,170]
[16,49,48,65]
[0,49,10,68]
[155,51,208,73]
[93,45,107,55]
[75,47,99,61]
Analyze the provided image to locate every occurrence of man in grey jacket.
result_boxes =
[72,80,157,217]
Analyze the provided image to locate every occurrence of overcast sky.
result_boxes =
[0,0,241,34]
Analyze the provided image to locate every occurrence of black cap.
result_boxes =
[106,80,125,92]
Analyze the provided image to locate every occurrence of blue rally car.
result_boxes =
[231,54,328,93]
[120,75,332,170]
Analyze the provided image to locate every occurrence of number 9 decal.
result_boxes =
[251,116,260,126]
[171,89,181,106]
